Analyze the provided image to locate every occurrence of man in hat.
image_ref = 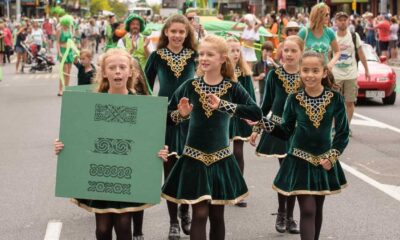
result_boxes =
[332,12,370,134]
[117,13,150,69]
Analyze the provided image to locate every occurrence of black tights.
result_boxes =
[297,195,325,240]
[164,155,189,224]
[277,158,296,218]
[233,140,244,174]
[132,211,144,236]
[191,201,225,240]
[95,213,131,240]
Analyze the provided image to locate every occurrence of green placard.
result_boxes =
[55,91,168,204]
[64,84,97,93]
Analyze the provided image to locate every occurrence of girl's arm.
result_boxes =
[144,51,157,91]
[253,70,275,134]
[329,94,350,166]
[232,18,245,31]
[257,93,297,140]
[167,82,191,126]
[207,83,262,121]
[56,29,61,58]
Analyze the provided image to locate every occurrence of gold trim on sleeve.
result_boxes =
[292,148,341,167]
[171,110,189,124]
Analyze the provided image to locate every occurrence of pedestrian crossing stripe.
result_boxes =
[9,73,58,79]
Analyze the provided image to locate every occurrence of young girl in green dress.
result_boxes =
[54,49,169,240]
[56,15,75,96]
[250,35,303,234]
[226,38,256,208]
[144,14,197,239]
[251,51,349,240]
[162,35,262,240]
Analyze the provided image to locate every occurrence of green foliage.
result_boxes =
[89,0,112,15]
[109,0,128,17]
[149,4,160,15]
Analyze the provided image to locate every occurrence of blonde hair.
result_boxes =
[95,48,149,95]
[309,3,330,31]
[226,38,252,76]
[283,35,305,52]
[80,49,93,59]
[196,35,237,82]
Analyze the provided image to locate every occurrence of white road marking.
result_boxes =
[341,162,400,202]
[43,220,62,240]
[344,112,400,202]
[353,112,400,134]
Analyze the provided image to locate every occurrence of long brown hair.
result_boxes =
[299,51,335,88]
[157,14,197,51]
[196,35,237,82]
[226,37,252,76]
[309,3,330,31]
[95,48,150,95]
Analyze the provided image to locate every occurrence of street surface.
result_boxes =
[0,56,400,240]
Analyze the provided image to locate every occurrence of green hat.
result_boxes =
[124,13,145,33]
[60,15,74,27]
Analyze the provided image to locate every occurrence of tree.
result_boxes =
[110,0,128,18]
[89,0,112,16]
[149,4,160,15]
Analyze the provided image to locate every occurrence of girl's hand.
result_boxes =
[158,145,169,162]
[320,159,332,171]
[249,132,259,147]
[243,119,258,126]
[206,93,221,110]
[54,139,64,155]
[178,97,193,117]
[327,62,334,72]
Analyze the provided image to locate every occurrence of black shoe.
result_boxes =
[235,200,247,208]
[275,212,286,233]
[286,217,300,234]
[168,223,180,240]
[178,205,191,235]
[133,235,144,240]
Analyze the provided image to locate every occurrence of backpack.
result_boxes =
[351,32,360,64]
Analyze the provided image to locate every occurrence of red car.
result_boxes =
[357,44,397,105]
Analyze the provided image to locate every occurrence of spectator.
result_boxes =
[389,17,398,60]
[355,19,365,41]
[0,22,13,64]
[185,9,207,40]
[42,18,54,50]
[374,15,391,58]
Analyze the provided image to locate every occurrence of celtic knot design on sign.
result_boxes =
[94,104,137,124]
[89,164,132,179]
[87,181,131,195]
[93,138,134,155]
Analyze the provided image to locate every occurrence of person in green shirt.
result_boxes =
[117,14,150,70]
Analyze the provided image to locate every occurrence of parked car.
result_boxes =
[357,43,396,105]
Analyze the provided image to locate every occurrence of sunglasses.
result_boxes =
[287,29,299,32]
[187,17,194,21]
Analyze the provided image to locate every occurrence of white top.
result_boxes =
[241,27,259,42]
[332,31,361,80]
[31,28,44,46]
[390,23,399,41]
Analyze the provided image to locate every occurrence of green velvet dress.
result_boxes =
[72,91,152,213]
[255,66,301,158]
[161,77,262,204]
[229,67,256,141]
[145,47,196,156]
[258,88,349,196]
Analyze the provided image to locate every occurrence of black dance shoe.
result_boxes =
[286,217,300,234]
[178,205,191,235]
[275,212,286,233]
[168,223,180,240]
[235,200,248,207]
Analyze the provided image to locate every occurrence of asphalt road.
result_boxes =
[0,58,399,240]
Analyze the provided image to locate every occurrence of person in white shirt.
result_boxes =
[332,12,370,133]
[30,21,45,52]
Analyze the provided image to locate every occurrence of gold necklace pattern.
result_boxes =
[157,48,194,78]
[295,90,334,128]
[192,78,232,118]
[276,67,301,94]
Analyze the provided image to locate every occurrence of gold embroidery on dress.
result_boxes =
[276,67,301,94]
[271,114,283,124]
[234,66,242,78]
[296,90,334,128]
[292,148,340,166]
[157,48,194,78]
[192,79,232,118]
[183,145,231,166]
